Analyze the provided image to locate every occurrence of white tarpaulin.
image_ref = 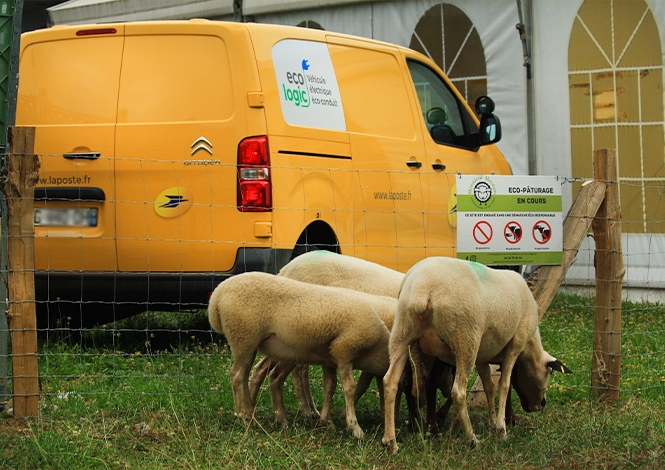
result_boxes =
[48,0,235,24]
[44,0,665,293]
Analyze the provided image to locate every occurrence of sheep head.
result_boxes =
[511,336,572,413]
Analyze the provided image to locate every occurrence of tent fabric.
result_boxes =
[48,0,234,25]
[43,0,665,290]
[243,0,382,17]
[532,0,665,289]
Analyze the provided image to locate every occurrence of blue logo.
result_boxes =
[301,59,310,71]
[160,195,189,209]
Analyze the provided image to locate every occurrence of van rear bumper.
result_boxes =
[35,247,292,327]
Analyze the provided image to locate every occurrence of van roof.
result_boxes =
[22,19,414,55]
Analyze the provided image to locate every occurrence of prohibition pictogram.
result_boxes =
[532,220,552,244]
[473,221,493,245]
[504,221,522,244]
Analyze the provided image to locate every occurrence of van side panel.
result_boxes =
[251,32,353,254]
[115,27,267,273]
[268,135,353,252]
[17,30,123,271]
[328,41,427,272]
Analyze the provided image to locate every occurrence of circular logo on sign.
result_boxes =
[469,177,496,209]
[154,186,193,218]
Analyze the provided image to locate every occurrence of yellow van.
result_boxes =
[17,20,511,325]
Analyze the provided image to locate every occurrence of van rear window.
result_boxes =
[18,37,123,125]
[117,35,234,124]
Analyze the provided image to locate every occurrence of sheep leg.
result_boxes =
[494,357,518,439]
[229,349,258,423]
[381,341,411,454]
[341,371,375,420]
[505,387,517,426]
[268,361,297,428]
[376,373,385,416]
[451,357,479,448]
[425,358,446,434]
[292,364,320,419]
[248,356,273,405]
[435,364,455,426]
[476,362,497,427]
[339,362,364,439]
[401,362,421,432]
[408,344,427,408]
[354,371,374,404]
[435,395,453,426]
[319,366,337,423]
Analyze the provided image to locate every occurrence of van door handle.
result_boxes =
[406,160,422,169]
[432,163,446,171]
[63,152,100,160]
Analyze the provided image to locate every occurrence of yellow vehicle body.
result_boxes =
[16,20,511,324]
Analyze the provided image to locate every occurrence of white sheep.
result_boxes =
[208,271,396,438]
[381,257,570,454]
[278,250,404,298]
[247,251,426,425]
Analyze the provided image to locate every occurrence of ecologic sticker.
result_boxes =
[272,40,346,131]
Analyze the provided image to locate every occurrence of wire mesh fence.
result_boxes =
[1,148,665,418]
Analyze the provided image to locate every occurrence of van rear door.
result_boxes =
[17,26,123,272]
[114,22,264,274]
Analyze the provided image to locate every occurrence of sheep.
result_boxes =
[247,250,427,426]
[255,251,518,432]
[208,271,397,438]
[278,250,404,298]
[381,257,570,454]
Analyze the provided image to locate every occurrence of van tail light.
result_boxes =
[237,136,272,212]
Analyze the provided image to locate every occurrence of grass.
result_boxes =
[1,293,664,469]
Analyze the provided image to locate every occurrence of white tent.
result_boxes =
[47,0,665,296]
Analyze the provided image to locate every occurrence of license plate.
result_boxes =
[34,208,99,227]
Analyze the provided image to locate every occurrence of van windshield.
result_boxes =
[407,60,478,149]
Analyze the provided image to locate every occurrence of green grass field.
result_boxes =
[1,293,664,469]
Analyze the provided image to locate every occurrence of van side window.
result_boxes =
[407,60,479,149]
[331,45,416,140]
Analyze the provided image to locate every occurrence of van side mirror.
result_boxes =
[475,96,502,146]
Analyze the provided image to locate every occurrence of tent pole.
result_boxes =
[517,0,537,175]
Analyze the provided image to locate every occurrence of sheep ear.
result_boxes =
[547,360,572,374]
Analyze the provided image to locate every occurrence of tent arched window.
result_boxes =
[568,0,664,233]
[409,3,487,109]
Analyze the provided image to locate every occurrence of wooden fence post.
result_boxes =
[2,126,40,417]
[591,148,624,400]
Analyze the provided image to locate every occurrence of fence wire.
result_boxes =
[1,154,665,416]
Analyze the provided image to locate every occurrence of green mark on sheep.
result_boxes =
[469,260,485,272]
[468,260,491,280]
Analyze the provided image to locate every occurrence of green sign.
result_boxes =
[456,175,563,266]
